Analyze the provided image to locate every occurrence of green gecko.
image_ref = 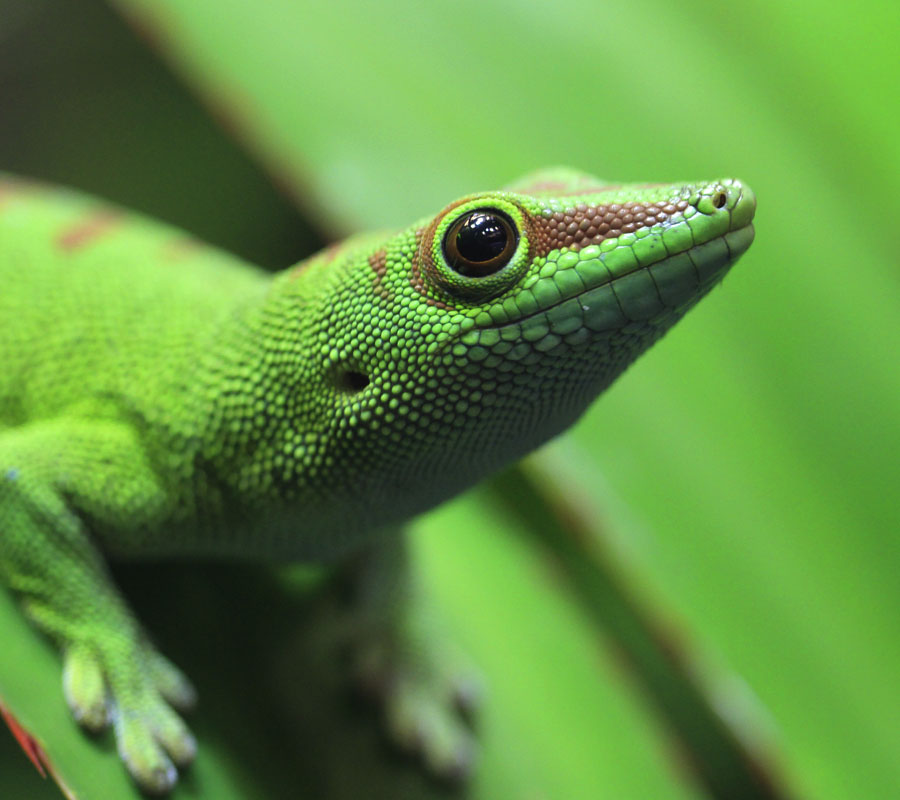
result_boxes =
[0,168,755,793]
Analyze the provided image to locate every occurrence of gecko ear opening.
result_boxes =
[334,369,370,393]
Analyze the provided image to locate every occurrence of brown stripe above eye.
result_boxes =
[530,199,690,256]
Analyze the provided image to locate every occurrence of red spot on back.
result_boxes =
[161,235,203,261]
[0,179,29,211]
[0,700,48,778]
[57,210,122,252]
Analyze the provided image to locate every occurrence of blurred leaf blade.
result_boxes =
[486,458,786,800]
[414,491,704,800]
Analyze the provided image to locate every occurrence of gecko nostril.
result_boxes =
[697,189,728,215]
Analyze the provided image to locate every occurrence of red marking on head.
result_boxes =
[57,210,122,252]
[560,184,622,196]
[290,242,342,280]
[0,701,47,778]
[369,248,393,301]
[512,181,623,197]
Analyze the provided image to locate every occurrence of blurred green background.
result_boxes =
[0,1,897,798]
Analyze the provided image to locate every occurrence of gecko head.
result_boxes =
[284,169,755,518]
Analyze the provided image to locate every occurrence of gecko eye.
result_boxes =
[443,209,518,277]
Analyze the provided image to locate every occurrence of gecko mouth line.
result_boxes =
[476,221,755,335]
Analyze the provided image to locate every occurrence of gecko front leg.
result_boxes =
[0,419,197,794]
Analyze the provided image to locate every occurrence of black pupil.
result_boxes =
[456,212,508,263]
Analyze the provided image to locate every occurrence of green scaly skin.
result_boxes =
[0,168,755,793]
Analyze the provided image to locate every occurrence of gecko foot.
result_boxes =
[348,619,484,781]
[62,636,197,794]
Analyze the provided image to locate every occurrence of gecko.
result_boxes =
[0,168,755,793]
